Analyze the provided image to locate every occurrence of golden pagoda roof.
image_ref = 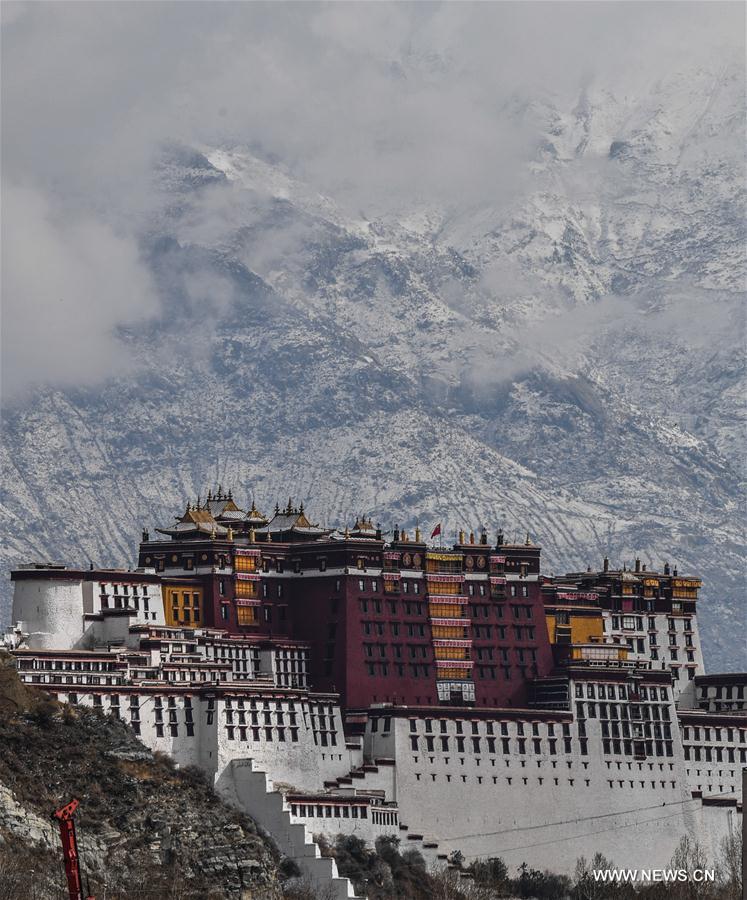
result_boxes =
[258,500,329,538]
[351,516,377,534]
[155,502,229,538]
[245,501,269,526]
[180,505,217,526]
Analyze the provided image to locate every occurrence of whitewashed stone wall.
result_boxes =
[602,611,704,698]
[52,680,743,879]
[13,579,84,649]
[363,710,741,875]
[679,718,746,796]
[12,577,164,651]
[61,689,357,791]
[288,798,399,844]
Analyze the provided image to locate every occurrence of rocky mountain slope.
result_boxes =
[1,62,744,670]
[0,653,284,899]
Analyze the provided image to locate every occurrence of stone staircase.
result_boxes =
[217,758,363,900]
[220,755,478,891]
[321,757,468,874]
[323,756,396,797]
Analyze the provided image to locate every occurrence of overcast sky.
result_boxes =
[1,2,744,397]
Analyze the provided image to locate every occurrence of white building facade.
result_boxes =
[5,560,743,885]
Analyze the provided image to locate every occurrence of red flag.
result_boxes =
[430,523,442,539]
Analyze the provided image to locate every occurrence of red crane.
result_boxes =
[53,799,95,900]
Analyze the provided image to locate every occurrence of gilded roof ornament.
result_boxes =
[247,500,267,521]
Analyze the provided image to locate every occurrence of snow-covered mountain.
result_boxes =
[1,62,744,669]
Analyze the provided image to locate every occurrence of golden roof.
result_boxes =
[179,505,218,527]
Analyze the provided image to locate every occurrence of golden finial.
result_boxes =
[249,526,256,543]
[469,531,475,544]
[227,526,234,541]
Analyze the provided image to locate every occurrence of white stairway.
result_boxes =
[218,758,363,900]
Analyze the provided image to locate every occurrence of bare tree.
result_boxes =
[668,835,713,900]
[427,866,498,900]
[716,824,742,900]
[574,852,618,900]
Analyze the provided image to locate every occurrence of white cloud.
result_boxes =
[1,2,743,394]
[1,184,159,398]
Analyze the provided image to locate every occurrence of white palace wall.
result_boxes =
[18,604,741,885]
[679,717,747,797]
[13,579,84,649]
[213,697,357,791]
[601,610,705,700]
[66,689,357,792]
[363,711,741,875]
[287,800,400,845]
[12,577,164,651]
[47,679,744,878]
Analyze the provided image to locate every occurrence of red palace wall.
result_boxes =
[139,535,556,711]
[286,568,554,708]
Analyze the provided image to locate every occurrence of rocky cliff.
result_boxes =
[0,653,284,900]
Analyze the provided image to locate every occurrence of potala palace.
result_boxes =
[5,491,744,899]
